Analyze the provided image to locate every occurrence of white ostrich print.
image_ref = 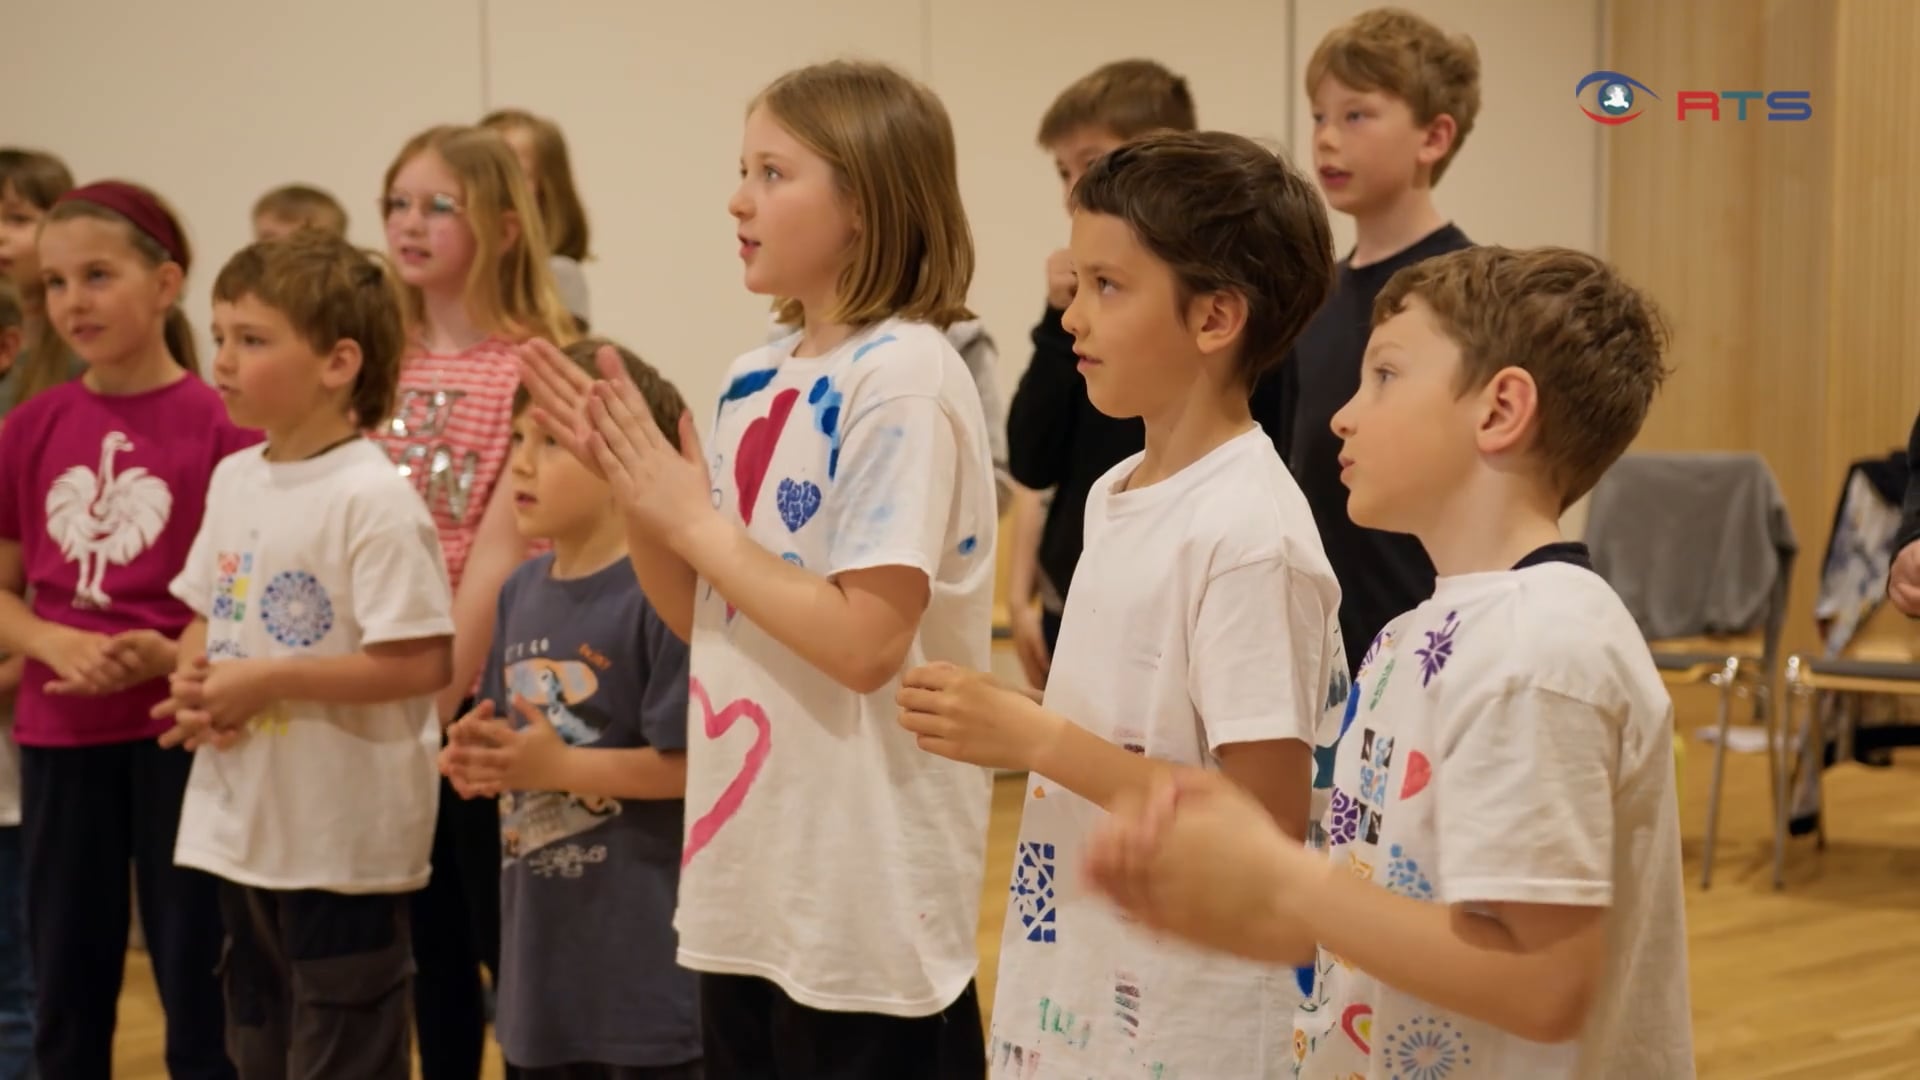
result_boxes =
[44,431,173,610]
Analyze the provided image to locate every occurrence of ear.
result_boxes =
[1475,366,1540,456]
[153,261,185,309]
[1188,288,1249,361]
[1419,113,1459,173]
[498,208,522,253]
[321,338,364,396]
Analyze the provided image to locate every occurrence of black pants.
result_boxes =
[517,1061,702,1080]
[698,973,983,1080]
[20,741,233,1080]
[411,772,507,1080]
[218,884,414,1080]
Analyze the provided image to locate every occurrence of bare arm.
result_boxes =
[624,524,697,644]
[438,478,524,723]
[266,636,453,705]
[530,746,687,801]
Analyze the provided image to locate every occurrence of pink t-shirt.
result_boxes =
[370,342,519,590]
[0,376,261,747]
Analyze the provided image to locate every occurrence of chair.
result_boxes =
[1584,452,1798,889]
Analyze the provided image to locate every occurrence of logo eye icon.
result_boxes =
[1575,71,1659,124]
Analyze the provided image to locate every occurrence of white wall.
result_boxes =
[11,0,1600,426]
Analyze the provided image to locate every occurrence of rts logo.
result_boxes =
[1575,70,1812,124]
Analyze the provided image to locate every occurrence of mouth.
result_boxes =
[737,234,760,259]
[1319,166,1352,187]
[1074,352,1101,371]
[395,245,431,265]
[214,382,238,397]
[68,323,105,344]
[513,492,537,508]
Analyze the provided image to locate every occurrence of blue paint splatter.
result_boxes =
[957,535,978,556]
[807,376,844,478]
[851,333,896,363]
[720,368,779,406]
[781,552,804,567]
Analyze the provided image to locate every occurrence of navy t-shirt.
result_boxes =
[481,554,700,1069]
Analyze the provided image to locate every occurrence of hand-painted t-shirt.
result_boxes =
[674,317,998,1018]
[169,440,452,893]
[989,427,1346,1080]
[482,553,700,1070]
[1295,555,1693,1079]
[369,341,519,590]
[0,376,260,746]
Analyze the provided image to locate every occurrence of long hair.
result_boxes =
[44,185,198,373]
[480,109,592,262]
[0,148,78,405]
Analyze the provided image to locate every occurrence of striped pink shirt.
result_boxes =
[370,341,519,589]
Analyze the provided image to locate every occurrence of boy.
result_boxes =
[156,232,454,1079]
[440,337,701,1080]
[1251,8,1482,673]
[899,131,1348,1078]
[1088,246,1693,1078]
[252,184,349,242]
[1004,58,1196,687]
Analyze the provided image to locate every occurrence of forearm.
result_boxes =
[0,592,49,659]
[1029,717,1170,811]
[0,653,22,700]
[540,746,687,801]
[265,640,452,706]
[625,521,696,642]
[440,556,515,721]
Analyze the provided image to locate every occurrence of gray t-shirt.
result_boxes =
[481,554,699,1069]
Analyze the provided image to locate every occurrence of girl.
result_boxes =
[373,124,573,1080]
[480,109,593,330]
[521,60,997,1079]
[0,149,78,413]
[0,181,253,1079]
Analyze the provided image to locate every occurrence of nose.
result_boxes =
[728,182,752,222]
[1060,281,1087,341]
[1330,394,1358,439]
[508,435,536,477]
[1314,121,1338,156]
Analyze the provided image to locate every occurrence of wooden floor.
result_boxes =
[107,686,1920,1078]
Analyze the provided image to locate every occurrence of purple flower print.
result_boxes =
[1416,611,1461,687]
[1328,788,1361,845]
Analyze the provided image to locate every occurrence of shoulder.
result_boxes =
[1186,436,1335,582]
[833,319,964,403]
[0,383,73,447]
[335,445,436,524]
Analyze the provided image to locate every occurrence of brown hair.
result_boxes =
[253,184,349,238]
[1374,246,1670,508]
[381,125,577,346]
[480,109,592,262]
[1038,59,1198,147]
[213,232,407,427]
[1071,131,1334,387]
[0,148,77,406]
[1306,7,1482,183]
[0,278,20,331]
[512,337,687,452]
[753,61,974,329]
[45,186,198,374]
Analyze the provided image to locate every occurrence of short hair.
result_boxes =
[480,109,592,261]
[1306,8,1482,183]
[252,184,349,238]
[1071,131,1334,388]
[0,278,20,331]
[512,338,688,453]
[212,232,407,428]
[1038,59,1198,148]
[753,61,974,330]
[1374,246,1671,508]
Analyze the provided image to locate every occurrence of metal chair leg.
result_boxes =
[1699,656,1740,890]
[1772,657,1802,890]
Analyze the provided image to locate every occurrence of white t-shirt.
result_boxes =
[1295,552,1693,1079]
[170,440,453,894]
[674,317,998,1017]
[990,427,1347,1079]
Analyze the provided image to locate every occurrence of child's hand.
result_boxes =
[514,338,605,480]
[896,661,1064,771]
[1046,248,1076,310]
[38,626,137,695]
[153,659,247,751]
[441,697,568,798]
[1009,605,1051,691]
[0,654,23,701]
[585,375,712,549]
[108,629,177,685]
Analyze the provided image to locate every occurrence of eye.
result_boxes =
[242,334,265,347]
[1346,110,1366,124]
[509,431,524,447]
[1310,112,1325,125]
[383,194,410,217]
[1371,364,1395,384]
[762,165,782,182]
[1096,276,1116,294]
[87,268,110,284]
[427,194,461,217]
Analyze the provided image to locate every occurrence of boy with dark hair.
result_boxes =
[1252,7,1483,674]
[899,130,1347,1079]
[1004,58,1198,688]
[1089,246,1694,1079]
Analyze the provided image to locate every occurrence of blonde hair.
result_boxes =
[1306,7,1482,184]
[480,109,592,262]
[754,61,974,329]
[0,148,77,407]
[253,184,349,238]
[381,125,577,346]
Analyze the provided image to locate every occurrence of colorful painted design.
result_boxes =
[1340,1002,1373,1053]
[1416,611,1461,687]
[775,477,822,532]
[1011,841,1058,943]
[958,534,978,556]
[851,333,896,362]
[1328,788,1361,845]
[1400,750,1433,800]
[806,376,845,477]
[680,677,772,868]
[1381,1016,1472,1079]
[1114,971,1143,1039]
[1368,658,1397,711]
[1385,844,1435,900]
[211,550,253,624]
[1358,629,1393,677]
[733,387,799,526]
[260,570,333,648]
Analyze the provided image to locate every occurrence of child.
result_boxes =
[1088,246,1692,1078]
[898,131,1344,1079]
[373,122,575,1080]
[1003,58,1197,688]
[0,180,255,1078]
[251,184,349,242]
[481,109,593,330]
[1251,8,1482,674]
[441,337,700,1079]
[0,278,30,1080]
[156,231,454,1079]
[0,148,78,413]
[519,59,997,1079]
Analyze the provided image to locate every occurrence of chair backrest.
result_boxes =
[1585,452,1798,662]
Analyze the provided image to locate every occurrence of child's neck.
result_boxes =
[82,338,185,396]
[791,293,857,359]
[1128,379,1256,491]
[1416,474,1566,578]
[419,289,491,354]
[263,406,359,464]
[547,514,629,581]
[1349,185,1448,269]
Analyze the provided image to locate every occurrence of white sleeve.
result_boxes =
[348,487,456,646]
[823,392,957,580]
[1189,558,1334,753]
[168,467,226,617]
[1435,685,1618,907]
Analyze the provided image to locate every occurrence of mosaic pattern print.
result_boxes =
[260,570,335,648]
[1012,841,1058,944]
[1381,1016,1473,1079]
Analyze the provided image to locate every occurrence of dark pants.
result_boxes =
[411,772,507,1080]
[1041,610,1063,654]
[698,973,983,1080]
[0,825,32,1080]
[517,1062,702,1080]
[20,741,233,1080]
[217,884,413,1080]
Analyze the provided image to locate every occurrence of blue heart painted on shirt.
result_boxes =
[776,478,822,532]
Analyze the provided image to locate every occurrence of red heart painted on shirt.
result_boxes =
[1341,1003,1373,1053]
[681,676,772,868]
[733,388,799,527]
[1400,750,1432,800]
